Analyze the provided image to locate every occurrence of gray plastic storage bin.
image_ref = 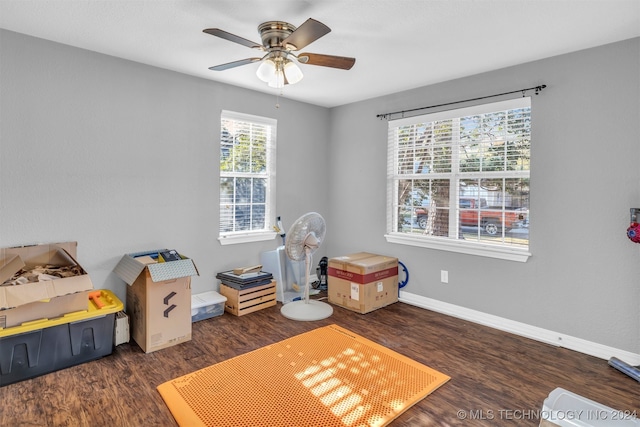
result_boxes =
[0,290,122,387]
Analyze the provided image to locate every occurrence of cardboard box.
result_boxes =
[328,252,398,314]
[0,255,26,285]
[113,250,198,353]
[0,291,94,329]
[0,242,94,328]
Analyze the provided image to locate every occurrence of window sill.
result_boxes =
[384,233,531,262]
[218,231,277,246]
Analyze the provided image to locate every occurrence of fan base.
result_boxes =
[280,299,333,321]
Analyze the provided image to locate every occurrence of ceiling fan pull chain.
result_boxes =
[275,91,282,109]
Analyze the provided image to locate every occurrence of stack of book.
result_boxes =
[215,270,273,290]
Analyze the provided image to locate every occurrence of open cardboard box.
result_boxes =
[113,249,199,353]
[0,254,26,285]
[0,242,94,328]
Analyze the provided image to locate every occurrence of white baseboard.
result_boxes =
[399,290,640,365]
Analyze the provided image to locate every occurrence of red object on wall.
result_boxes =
[627,222,640,243]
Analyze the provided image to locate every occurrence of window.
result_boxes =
[385,98,531,262]
[219,111,277,245]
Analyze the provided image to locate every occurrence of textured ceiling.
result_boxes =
[1,0,638,107]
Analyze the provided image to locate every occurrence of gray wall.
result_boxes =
[2,29,639,355]
[0,29,331,306]
[326,38,640,354]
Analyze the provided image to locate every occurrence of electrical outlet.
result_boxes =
[441,270,449,283]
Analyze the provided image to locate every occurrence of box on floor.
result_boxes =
[113,249,198,353]
[0,290,123,387]
[0,242,94,328]
[328,252,398,314]
[191,291,226,322]
[218,281,276,316]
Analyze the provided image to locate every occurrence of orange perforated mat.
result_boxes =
[157,324,450,427]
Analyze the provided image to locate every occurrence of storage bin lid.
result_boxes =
[0,289,123,338]
[191,291,226,309]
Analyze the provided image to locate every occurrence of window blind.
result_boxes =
[220,110,277,236]
[386,97,531,260]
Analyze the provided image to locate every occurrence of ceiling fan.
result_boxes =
[203,18,355,89]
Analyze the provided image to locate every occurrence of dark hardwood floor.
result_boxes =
[1,300,638,426]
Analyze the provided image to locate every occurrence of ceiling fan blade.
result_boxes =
[209,58,262,71]
[297,53,356,70]
[281,18,330,50]
[203,28,263,49]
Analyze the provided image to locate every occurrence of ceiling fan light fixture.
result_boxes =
[258,57,302,89]
[267,69,285,89]
[283,60,304,85]
[256,59,276,82]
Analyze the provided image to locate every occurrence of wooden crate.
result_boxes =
[219,281,276,316]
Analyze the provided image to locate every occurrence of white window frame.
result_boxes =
[385,98,532,262]
[218,110,277,246]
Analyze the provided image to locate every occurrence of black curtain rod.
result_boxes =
[376,84,547,120]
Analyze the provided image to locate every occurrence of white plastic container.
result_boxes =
[191,291,227,322]
[541,387,639,426]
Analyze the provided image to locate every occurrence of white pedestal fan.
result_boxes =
[280,212,333,321]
